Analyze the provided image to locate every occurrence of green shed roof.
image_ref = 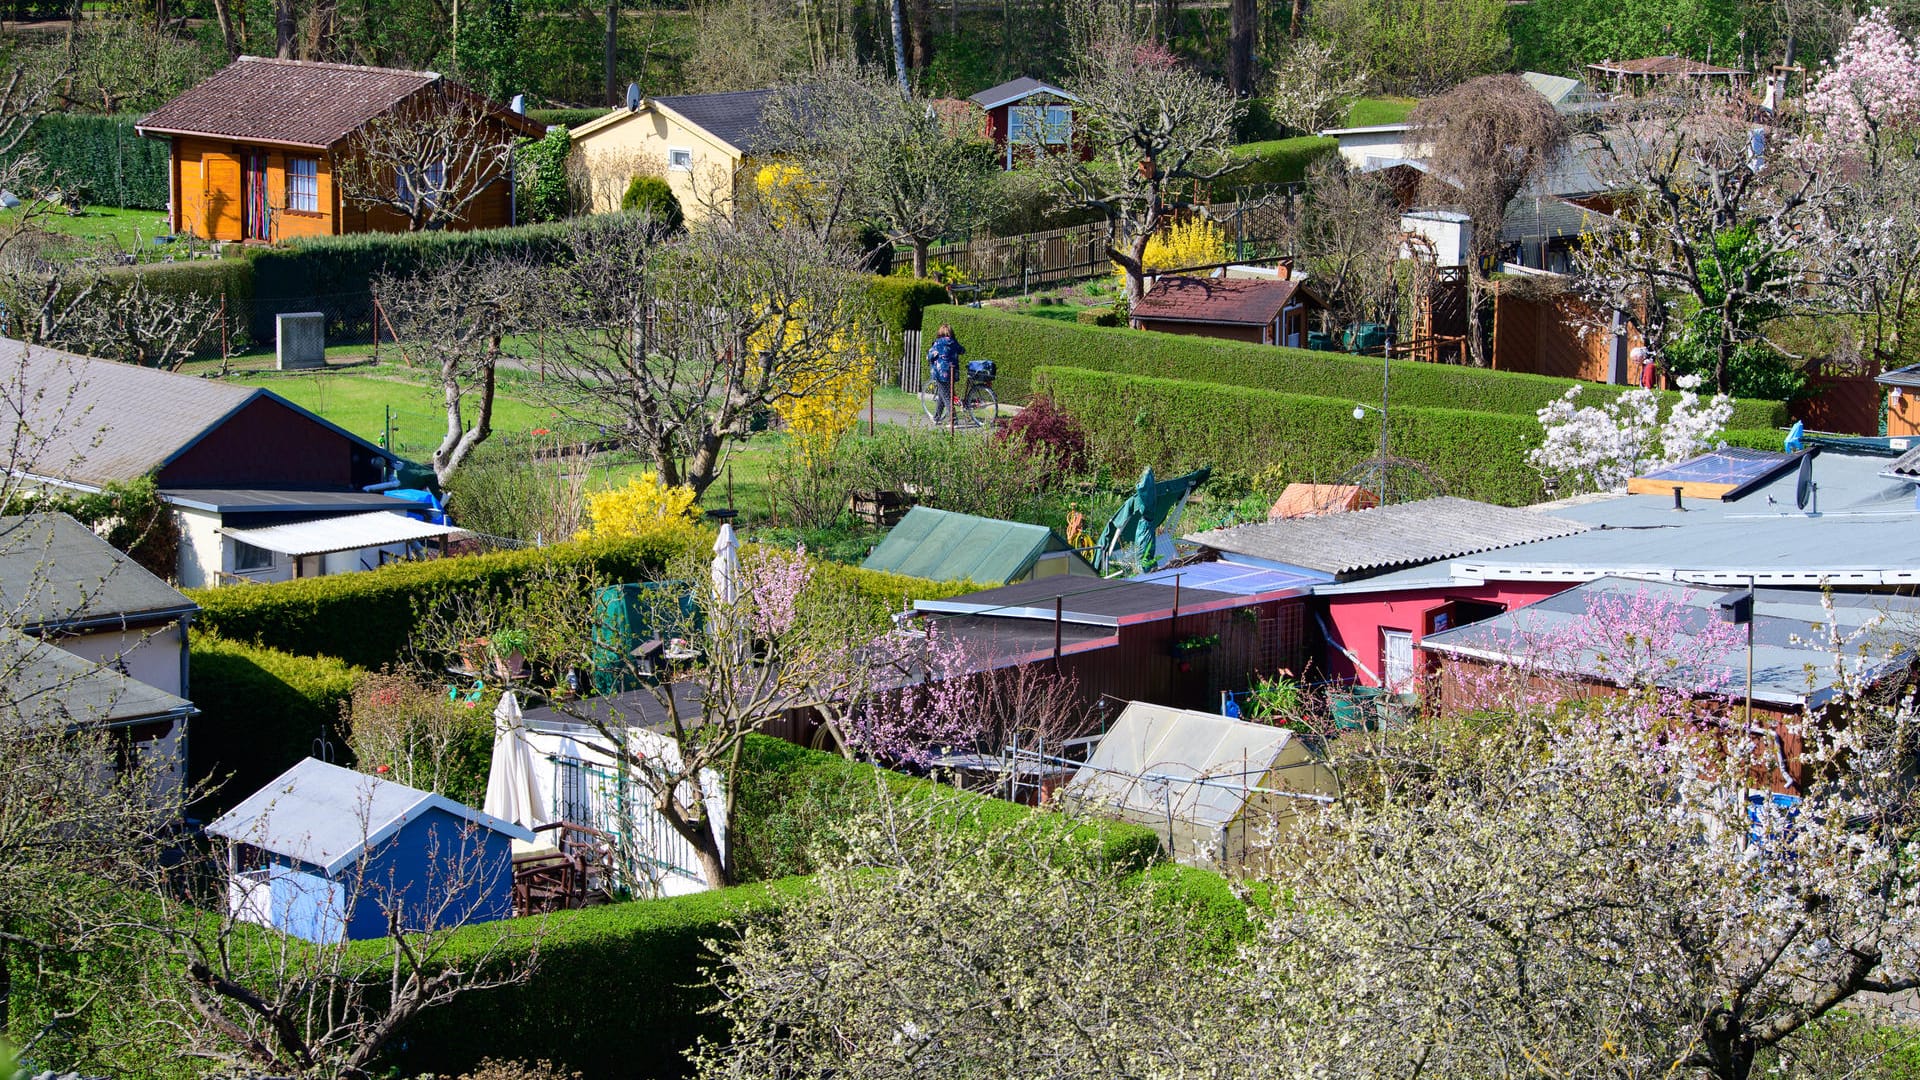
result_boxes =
[861,507,1091,584]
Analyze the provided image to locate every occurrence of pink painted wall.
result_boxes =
[1317,580,1572,686]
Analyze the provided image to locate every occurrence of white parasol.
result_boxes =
[483,692,546,830]
[711,523,741,605]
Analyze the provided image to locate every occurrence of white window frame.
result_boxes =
[1382,629,1416,692]
[287,157,319,213]
[667,147,693,172]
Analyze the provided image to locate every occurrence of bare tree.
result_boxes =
[1407,74,1566,366]
[761,66,1001,277]
[1038,26,1243,307]
[334,90,519,233]
[374,256,532,486]
[526,212,881,496]
[1292,155,1403,329]
[1575,92,1825,397]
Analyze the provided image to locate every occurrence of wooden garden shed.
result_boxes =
[137,57,544,243]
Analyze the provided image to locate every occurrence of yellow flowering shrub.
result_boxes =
[755,162,827,228]
[578,472,701,542]
[1116,217,1231,287]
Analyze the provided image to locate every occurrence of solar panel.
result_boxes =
[1627,448,1801,500]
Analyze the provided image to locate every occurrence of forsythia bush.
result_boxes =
[755,162,828,228]
[778,363,869,467]
[1118,217,1230,286]
[579,473,701,541]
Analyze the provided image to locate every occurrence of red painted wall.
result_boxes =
[1317,580,1571,686]
[158,396,386,489]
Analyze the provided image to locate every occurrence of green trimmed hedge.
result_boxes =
[1220,135,1339,195]
[5,114,170,209]
[866,275,950,357]
[187,637,364,816]
[188,533,973,671]
[1037,365,1554,505]
[527,107,610,129]
[935,303,1790,430]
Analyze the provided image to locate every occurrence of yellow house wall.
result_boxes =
[572,107,743,220]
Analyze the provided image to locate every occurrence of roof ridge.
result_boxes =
[236,55,441,79]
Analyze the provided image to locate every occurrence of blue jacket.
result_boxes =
[927,336,964,381]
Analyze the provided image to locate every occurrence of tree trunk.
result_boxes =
[1111,231,1153,309]
[605,0,619,106]
[433,337,498,485]
[683,430,726,495]
[888,0,910,93]
[1465,272,1489,366]
[275,0,295,58]
[1288,0,1306,38]
[210,0,239,57]
[913,236,930,278]
[910,0,933,71]
[1228,0,1256,97]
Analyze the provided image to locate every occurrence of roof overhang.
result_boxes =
[222,510,462,558]
[134,126,335,151]
[971,85,1079,110]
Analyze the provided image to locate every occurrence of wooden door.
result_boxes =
[203,153,243,242]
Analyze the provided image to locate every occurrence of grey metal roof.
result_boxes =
[0,513,195,632]
[1521,72,1590,107]
[208,757,531,876]
[1188,497,1592,580]
[653,88,777,152]
[2,626,192,731]
[1877,362,1920,389]
[914,576,1237,627]
[968,76,1075,110]
[1884,444,1920,480]
[161,488,414,514]
[862,507,1090,584]
[1544,450,1911,528]
[1420,577,1920,709]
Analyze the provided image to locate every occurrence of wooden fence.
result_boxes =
[1796,356,1882,436]
[898,329,926,392]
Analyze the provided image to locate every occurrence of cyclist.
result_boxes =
[926,324,965,423]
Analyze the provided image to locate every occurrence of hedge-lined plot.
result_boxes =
[1037,366,1782,507]
[187,637,364,816]
[4,114,170,209]
[934,304,1789,430]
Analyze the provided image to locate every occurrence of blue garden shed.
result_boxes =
[209,758,533,943]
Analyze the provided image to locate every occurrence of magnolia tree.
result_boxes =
[1803,8,1920,151]
[1528,373,1734,494]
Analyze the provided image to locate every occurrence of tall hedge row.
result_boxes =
[188,533,972,670]
[187,637,364,817]
[865,275,950,357]
[935,304,1790,430]
[6,114,170,209]
[1037,365,1557,505]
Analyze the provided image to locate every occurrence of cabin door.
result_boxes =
[202,153,244,242]
[243,152,269,240]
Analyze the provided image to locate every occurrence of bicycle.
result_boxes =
[918,359,1000,428]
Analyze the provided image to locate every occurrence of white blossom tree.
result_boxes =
[1266,40,1366,137]
[1528,374,1735,494]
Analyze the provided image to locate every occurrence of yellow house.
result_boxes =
[569,87,775,220]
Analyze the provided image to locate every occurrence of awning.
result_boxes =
[222,511,463,558]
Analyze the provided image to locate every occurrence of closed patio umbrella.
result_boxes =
[483,692,546,830]
[711,523,741,605]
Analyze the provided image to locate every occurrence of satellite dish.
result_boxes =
[509,93,526,114]
[626,82,642,111]
[1795,452,1814,511]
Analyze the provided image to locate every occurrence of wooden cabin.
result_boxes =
[137,57,545,243]
[1129,276,1328,347]
[967,77,1083,170]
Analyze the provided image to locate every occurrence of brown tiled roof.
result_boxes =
[137,57,542,149]
[1588,55,1748,77]
[1131,276,1306,325]
[1268,484,1378,520]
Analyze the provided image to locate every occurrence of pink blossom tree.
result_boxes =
[1805,9,1920,153]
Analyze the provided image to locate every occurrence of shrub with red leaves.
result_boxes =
[997,394,1090,474]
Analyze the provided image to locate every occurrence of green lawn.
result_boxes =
[1347,97,1417,127]
[233,367,570,458]
[3,204,175,256]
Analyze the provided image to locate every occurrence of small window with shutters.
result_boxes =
[287,157,319,213]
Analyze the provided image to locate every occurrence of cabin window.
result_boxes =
[232,540,274,573]
[1010,105,1071,146]
[396,163,447,210]
[287,157,319,213]
[668,147,693,172]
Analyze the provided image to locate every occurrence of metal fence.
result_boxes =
[549,753,708,899]
[898,329,926,392]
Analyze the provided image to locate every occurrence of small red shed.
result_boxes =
[968,76,1080,170]
[1129,276,1328,347]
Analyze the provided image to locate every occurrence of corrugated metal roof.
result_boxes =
[223,510,461,557]
[209,758,530,876]
[0,513,195,631]
[137,57,541,148]
[1060,702,1322,827]
[1421,577,1918,709]
[1187,497,1592,579]
[3,626,192,731]
[861,507,1088,584]
[1884,444,1920,479]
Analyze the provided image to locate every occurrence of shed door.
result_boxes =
[203,153,244,242]
[1382,629,1415,692]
